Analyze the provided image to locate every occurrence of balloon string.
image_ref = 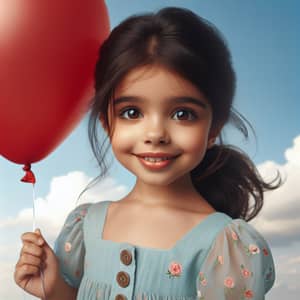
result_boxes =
[31,184,47,300]
[20,165,47,300]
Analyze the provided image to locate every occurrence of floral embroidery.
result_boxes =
[80,209,87,216]
[198,272,207,286]
[240,264,253,278]
[244,289,254,298]
[214,255,224,267]
[217,255,224,265]
[75,209,87,222]
[166,261,182,278]
[231,230,238,241]
[224,276,235,288]
[249,244,260,255]
[263,247,269,256]
[244,243,260,256]
[64,242,72,252]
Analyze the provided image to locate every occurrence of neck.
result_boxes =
[124,174,210,212]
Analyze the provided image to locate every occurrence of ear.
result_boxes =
[207,126,222,149]
[207,136,217,149]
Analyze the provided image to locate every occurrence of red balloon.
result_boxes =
[0,0,110,165]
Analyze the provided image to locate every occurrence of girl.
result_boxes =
[14,6,281,300]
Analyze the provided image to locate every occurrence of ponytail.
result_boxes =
[191,145,282,221]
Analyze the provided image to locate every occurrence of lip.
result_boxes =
[135,152,179,158]
[134,152,180,170]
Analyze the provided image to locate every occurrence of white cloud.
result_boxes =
[285,135,300,166]
[251,135,300,247]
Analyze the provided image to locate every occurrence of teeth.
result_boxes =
[143,157,171,162]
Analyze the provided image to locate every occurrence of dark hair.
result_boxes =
[86,7,281,221]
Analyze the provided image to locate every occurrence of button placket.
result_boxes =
[112,245,136,300]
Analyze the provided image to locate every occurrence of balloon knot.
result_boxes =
[21,164,36,184]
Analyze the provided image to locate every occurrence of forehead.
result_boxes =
[114,65,208,103]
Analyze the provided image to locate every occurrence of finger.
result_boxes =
[21,242,44,258]
[18,253,42,268]
[21,229,44,246]
[14,264,40,284]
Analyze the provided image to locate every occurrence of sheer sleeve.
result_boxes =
[196,219,275,299]
[54,203,91,288]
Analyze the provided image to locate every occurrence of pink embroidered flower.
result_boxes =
[217,255,224,265]
[263,248,269,256]
[242,268,251,278]
[200,278,207,286]
[198,272,207,286]
[231,231,238,241]
[224,276,235,288]
[167,262,182,277]
[64,242,72,252]
[80,209,87,217]
[249,244,260,255]
[244,289,254,298]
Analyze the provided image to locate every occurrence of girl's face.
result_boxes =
[108,65,217,186]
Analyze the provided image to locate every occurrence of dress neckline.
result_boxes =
[99,200,229,252]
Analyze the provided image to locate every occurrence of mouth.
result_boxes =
[134,153,180,170]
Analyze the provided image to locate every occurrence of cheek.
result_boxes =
[111,124,136,155]
[174,128,209,154]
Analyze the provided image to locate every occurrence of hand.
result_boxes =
[14,229,60,299]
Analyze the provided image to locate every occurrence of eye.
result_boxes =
[172,109,197,121]
[119,107,142,119]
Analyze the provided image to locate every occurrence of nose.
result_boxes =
[144,117,170,145]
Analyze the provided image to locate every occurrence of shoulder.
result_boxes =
[54,203,94,288]
[197,217,275,298]
[62,201,110,226]
[64,203,92,224]
[217,218,272,256]
[213,217,275,275]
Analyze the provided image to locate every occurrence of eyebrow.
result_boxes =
[113,96,208,109]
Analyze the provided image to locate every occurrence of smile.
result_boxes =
[135,153,180,170]
[143,157,171,162]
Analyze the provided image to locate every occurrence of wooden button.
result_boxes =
[120,249,132,265]
[115,294,127,300]
[116,271,130,287]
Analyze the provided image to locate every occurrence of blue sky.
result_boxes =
[0,1,299,299]
[1,0,299,216]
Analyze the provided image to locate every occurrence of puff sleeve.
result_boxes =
[196,219,275,300]
[54,203,91,288]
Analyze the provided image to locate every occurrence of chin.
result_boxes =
[137,174,183,187]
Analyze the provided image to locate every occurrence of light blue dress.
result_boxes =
[54,200,275,300]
